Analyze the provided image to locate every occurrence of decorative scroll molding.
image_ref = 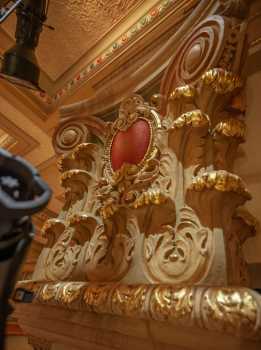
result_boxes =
[32,0,200,108]
[15,282,261,341]
[56,0,226,121]
[160,10,247,111]
[53,116,106,155]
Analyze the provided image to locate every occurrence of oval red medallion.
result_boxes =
[111,119,151,171]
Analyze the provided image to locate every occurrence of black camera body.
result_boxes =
[0,148,51,350]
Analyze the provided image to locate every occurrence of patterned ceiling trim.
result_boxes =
[35,0,177,106]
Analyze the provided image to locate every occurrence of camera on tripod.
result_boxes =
[0,148,52,350]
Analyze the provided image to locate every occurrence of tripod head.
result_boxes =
[0,148,52,350]
[0,149,52,261]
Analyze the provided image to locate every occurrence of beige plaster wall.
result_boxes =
[235,71,261,263]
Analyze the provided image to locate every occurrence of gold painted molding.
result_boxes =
[14,281,261,342]
[201,69,242,94]
[190,170,251,198]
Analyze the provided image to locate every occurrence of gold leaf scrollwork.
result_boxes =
[40,283,60,303]
[201,68,242,94]
[14,282,261,341]
[56,282,85,306]
[169,85,196,101]
[111,285,150,318]
[150,286,194,324]
[171,110,210,129]
[202,288,260,338]
[83,284,112,313]
[213,118,246,140]
[190,170,251,199]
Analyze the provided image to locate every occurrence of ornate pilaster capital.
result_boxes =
[32,0,257,288]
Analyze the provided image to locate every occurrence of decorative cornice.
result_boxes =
[14,281,261,341]
[33,0,189,107]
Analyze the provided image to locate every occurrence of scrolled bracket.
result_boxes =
[53,115,107,155]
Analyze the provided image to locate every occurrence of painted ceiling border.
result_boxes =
[34,0,178,106]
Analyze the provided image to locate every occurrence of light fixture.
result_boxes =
[0,0,51,92]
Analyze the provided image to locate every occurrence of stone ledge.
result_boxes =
[13,281,261,349]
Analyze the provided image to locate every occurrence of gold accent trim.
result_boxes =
[60,169,93,189]
[201,69,242,94]
[171,110,210,129]
[169,85,196,101]
[14,282,261,340]
[190,171,251,199]
[213,118,246,140]
[132,189,167,209]
[61,169,89,182]
[57,154,67,173]
[202,288,259,338]
[104,95,161,179]
[58,143,100,174]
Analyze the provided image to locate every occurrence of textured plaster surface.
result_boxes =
[2,0,142,80]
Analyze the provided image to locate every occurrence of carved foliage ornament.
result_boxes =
[36,9,256,288]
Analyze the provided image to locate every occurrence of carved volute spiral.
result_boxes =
[53,121,91,154]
